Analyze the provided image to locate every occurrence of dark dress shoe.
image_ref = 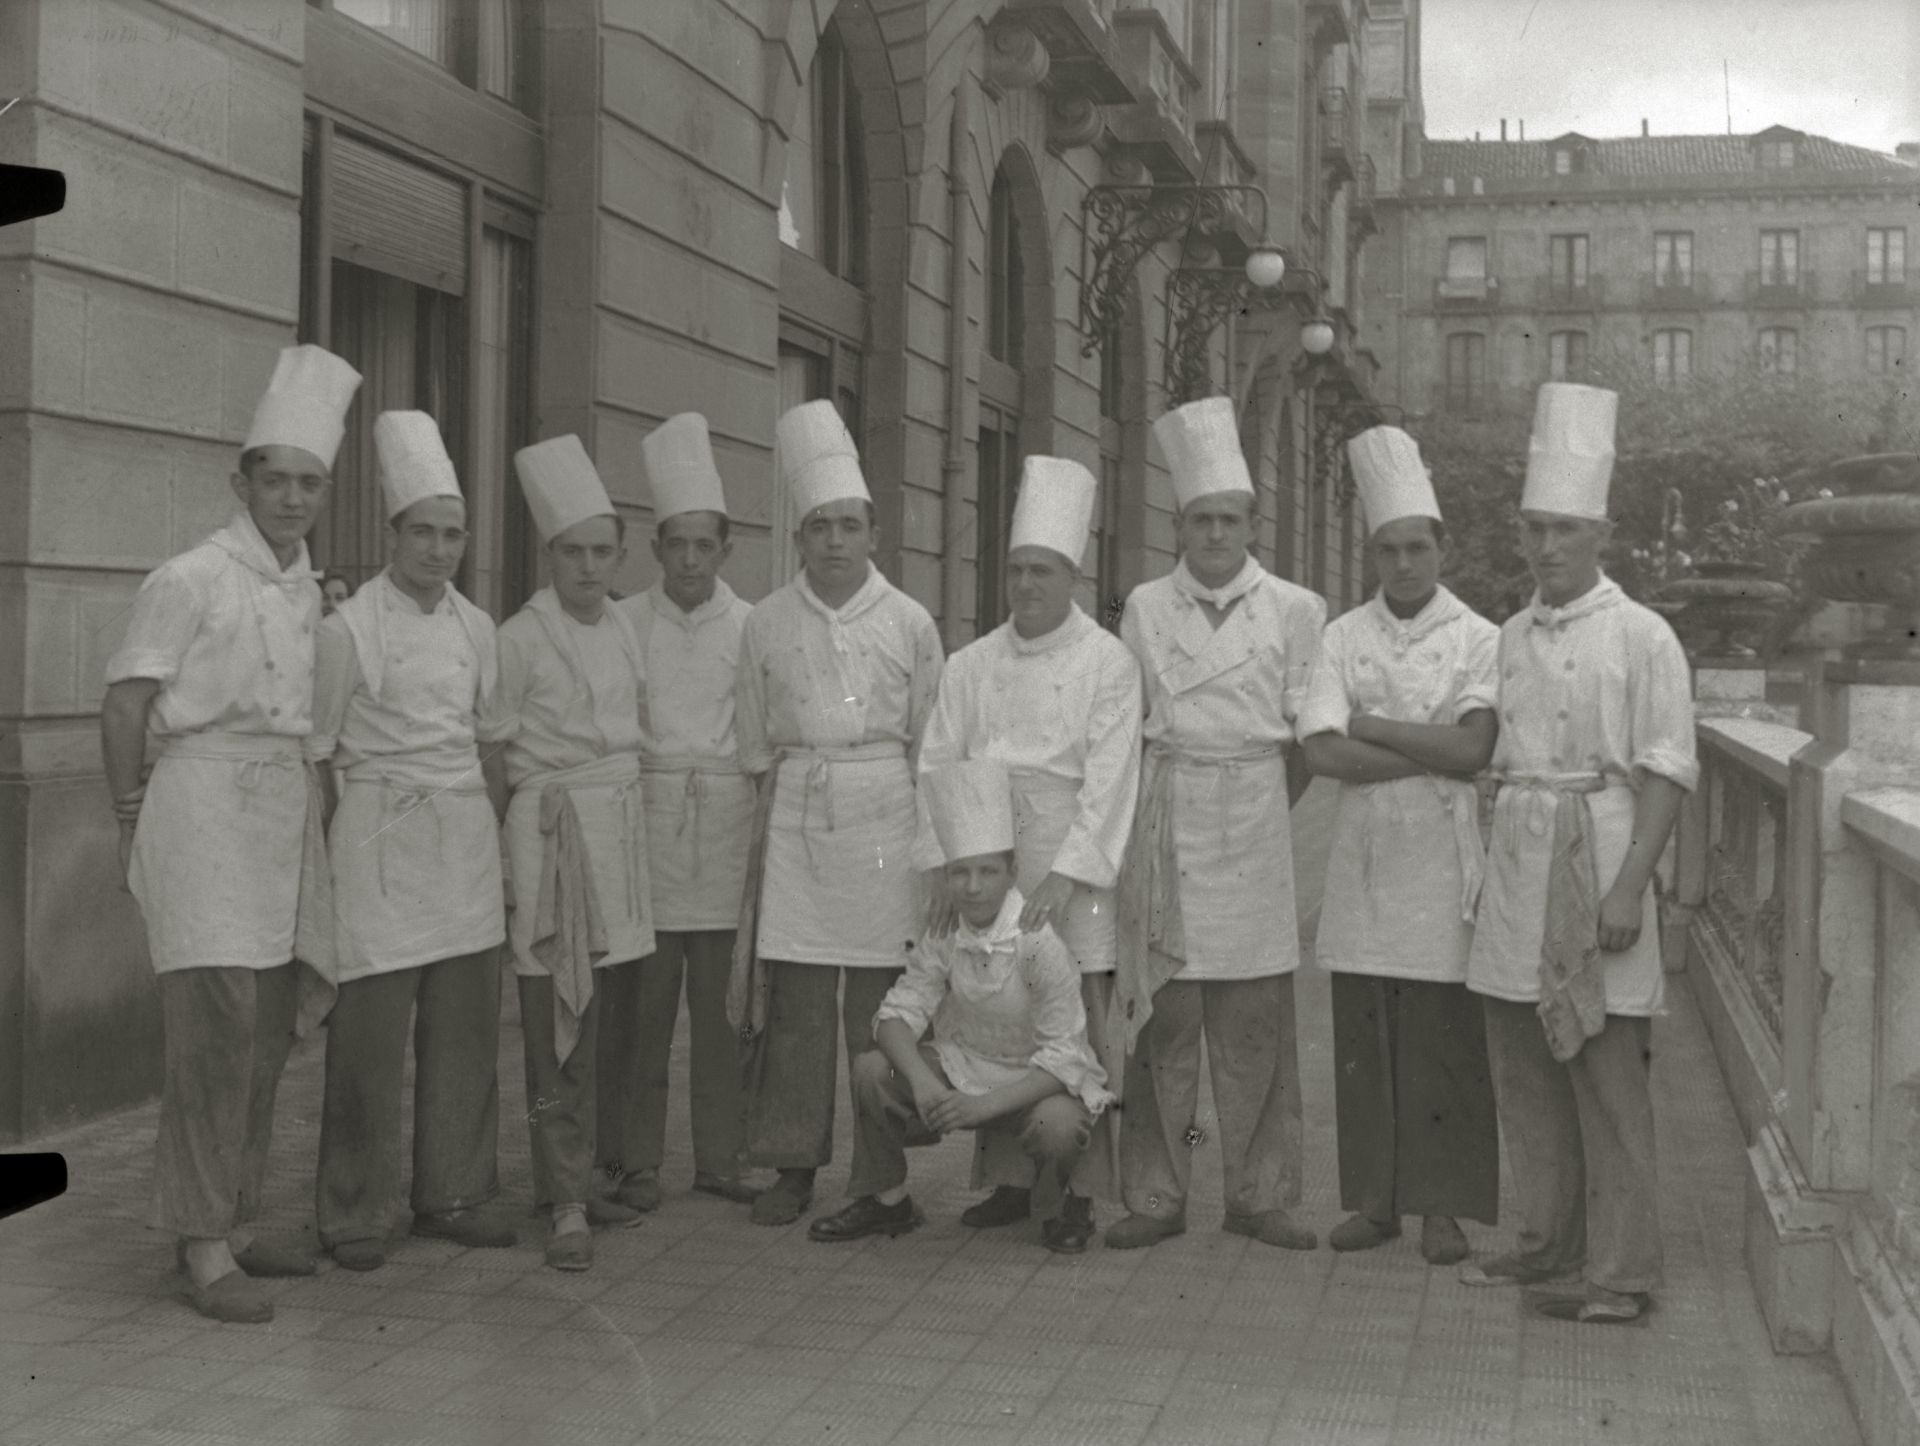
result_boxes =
[611,1171,663,1213]
[586,1196,645,1230]
[411,1209,516,1248]
[1040,1192,1094,1254]
[331,1238,386,1272]
[750,1170,816,1226]
[235,1239,317,1277]
[961,1186,1032,1228]
[807,1195,921,1243]
[693,1173,763,1205]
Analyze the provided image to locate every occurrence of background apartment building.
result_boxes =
[0,0,1391,1137]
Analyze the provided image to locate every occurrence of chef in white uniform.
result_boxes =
[1109,397,1325,1252]
[732,400,945,1228]
[495,435,655,1270]
[310,411,515,1271]
[607,414,759,1211]
[1459,384,1697,1325]
[912,456,1141,1244]
[102,345,359,1323]
[1298,425,1501,1267]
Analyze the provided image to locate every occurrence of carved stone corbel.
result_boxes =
[1047,89,1105,151]
[985,16,1050,97]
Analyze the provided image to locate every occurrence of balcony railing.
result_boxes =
[1747,269,1817,306]
[1643,272,1709,308]
[1534,276,1606,310]
[1692,722,1794,1049]
[1434,275,1497,308]
[1853,268,1917,306]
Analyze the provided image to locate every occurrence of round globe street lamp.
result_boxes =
[1300,316,1337,357]
[1244,247,1287,290]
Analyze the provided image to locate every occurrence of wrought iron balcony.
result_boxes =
[1643,272,1709,309]
[1534,276,1606,311]
[1319,86,1354,184]
[1852,269,1917,307]
[1746,269,1817,307]
[1434,275,1497,309]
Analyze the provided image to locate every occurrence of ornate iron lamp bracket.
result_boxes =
[1078,183,1269,355]
[1162,265,1320,406]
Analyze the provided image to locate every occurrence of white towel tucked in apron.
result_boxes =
[505,752,653,975]
[1007,769,1117,976]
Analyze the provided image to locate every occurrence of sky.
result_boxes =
[1420,0,1920,154]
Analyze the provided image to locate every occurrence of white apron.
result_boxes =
[1008,769,1116,975]
[642,757,755,933]
[506,754,654,975]
[1168,747,1299,980]
[1467,777,1664,1016]
[130,733,307,973]
[1316,774,1483,981]
[327,763,505,982]
[758,743,921,969]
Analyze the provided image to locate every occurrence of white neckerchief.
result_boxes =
[1528,573,1623,631]
[652,576,738,631]
[1369,584,1466,653]
[208,510,318,590]
[1005,604,1090,658]
[1172,554,1264,609]
[948,886,1027,1002]
[796,564,887,663]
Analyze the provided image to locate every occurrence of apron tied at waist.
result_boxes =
[1493,770,1619,1063]
[781,741,907,879]
[642,753,743,882]
[339,761,490,900]
[1353,774,1487,924]
[160,735,338,1037]
[1111,741,1282,1052]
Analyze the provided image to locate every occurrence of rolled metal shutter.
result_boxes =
[329,132,468,296]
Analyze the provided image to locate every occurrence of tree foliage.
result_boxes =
[1409,357,1918,622]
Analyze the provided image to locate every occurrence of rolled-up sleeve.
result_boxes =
[1628,615,1699,792]
[903,609,946,770]
[1454,620,1501,720]
[1025,936,1116,1113]
[487,626,531,747]
[1050,646,1144,890]
[1295,619,1353,739]
[1281,593,1328,725]
[911,652,969,873]
[873,936,952,1038]
[307,614,359,765]
[104,565,201,687]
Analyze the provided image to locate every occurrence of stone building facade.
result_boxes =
[0,0,1387,1138]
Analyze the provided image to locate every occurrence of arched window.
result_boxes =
[775,19,869,584]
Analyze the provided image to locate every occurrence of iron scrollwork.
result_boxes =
[1162,268,1297,405]
[1078,183,1269,354]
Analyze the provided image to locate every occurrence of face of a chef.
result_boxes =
[795,499,876,597]
[1519,510,1610,608]
[549,514,626,621]
[1005,546,1077,639]
[1177,491,1255,589]
[321,574,351,614]
[653,511,732,613]
[232,445,331,564]
[1370,516,1446,616]
[945,850,1017,930]
[390,496,469,598]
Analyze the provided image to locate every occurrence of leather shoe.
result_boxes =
[750,1170,815,1227]
[1040,1192,1094,1254]
[1420,1216,1470,1266]
[1104,1211,1186,1250]
[1328,1214,1400,1252]
[545,1229,593,1272]
[235,1238,317,1277]
[179,1268,273,1324]
[411,1209,516,1249]
[586,1196,645,1230]
[961,1186,1032,1229]
[330,1239,386,1272]
[612,1171,663,1213]
[1224,1209,1317,1251]
[693,1173,763,1205]
[808,1195,921,1243]
[1459,1252,1578,1288]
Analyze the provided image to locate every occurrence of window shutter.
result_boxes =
[330,132,469,296]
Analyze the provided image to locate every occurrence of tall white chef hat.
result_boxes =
[374,411,463,520]
[643,413,730,521]
[922,758,1016,864]
[1008,456,1096,569]
[1152,397,1255,511]
[1522,383,1618,521]
[776,400,871,521]
[514,435,615,541]
[1347,426,1441,534]
[243,344,362,471]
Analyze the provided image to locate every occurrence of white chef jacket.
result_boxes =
[1120,559,1324,980]
[736,566,944,968]
[912,605,1143,974]
[1298,586,1499,981]
[619,580,756,932]
[106,511,320,973]
[311,573,507,981]
[876,888,1115,1114]
[1465,575,1699,1017]
[495,590,654,974]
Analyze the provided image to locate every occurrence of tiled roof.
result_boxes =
[1419,130,1912,182]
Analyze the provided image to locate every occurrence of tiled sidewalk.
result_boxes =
[0,786,1863,1445]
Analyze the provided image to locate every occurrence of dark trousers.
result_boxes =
[519,976,598,1210]
[150,963,297,1239]
[316,950,502,1246]
[1331,973,1499,1226]
[595,931,747,1180]
[846,1045,1093,1200]
[1482,999,1663,1294]
[745,961,901,1172]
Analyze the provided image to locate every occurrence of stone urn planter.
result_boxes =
[1657,561,1796,661]
[1773,452,1920,660]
